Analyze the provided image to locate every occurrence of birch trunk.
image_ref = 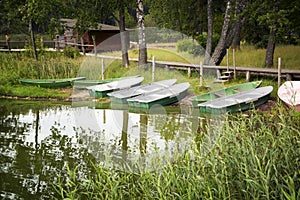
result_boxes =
[29,19,38,61]
[119,3,129,67]
[204,0,213,64]
[137,0,147,67]
[209,0,233,65]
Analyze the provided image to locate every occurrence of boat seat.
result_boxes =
[214,92,225,97]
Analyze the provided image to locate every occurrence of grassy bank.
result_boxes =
[0,45,299,99]
[54,106,300,199]
[0,51,83,98]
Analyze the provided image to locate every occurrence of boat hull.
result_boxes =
[127,82,190,109]
[109,79,177,104]
[278,81,300,112]
[87,77,144,98]
[73,76,139,89]
[18,77,86,88]
[198,86,273,114]
[190,81,262,107]
[128,90,188,109]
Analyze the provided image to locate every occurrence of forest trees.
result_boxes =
[244,0,300,67]
[1,0,299,66]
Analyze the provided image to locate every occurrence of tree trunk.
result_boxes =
[204,0,213,65]
[231,0,247,50]
[137,0,147,67]
[265,27,275,67]
[209,0,233,65]
[119,3,130,67]
[29,19,38,61]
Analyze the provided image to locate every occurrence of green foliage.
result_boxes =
[176,39,204,56]
[63,46,81,59]
[0,52,81,97]
[194,33,220,51]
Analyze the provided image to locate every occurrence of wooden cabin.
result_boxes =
[58,18,126,52]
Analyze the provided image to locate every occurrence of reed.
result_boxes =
[54,105,300,199]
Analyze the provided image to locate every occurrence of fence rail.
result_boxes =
[87,54,300,80]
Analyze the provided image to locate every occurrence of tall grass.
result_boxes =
[54,105,300,199]
[220,45,300,69]
[0,52,82,85]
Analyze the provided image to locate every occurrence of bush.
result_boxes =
[176,39,204,56]
[63,46,81,59]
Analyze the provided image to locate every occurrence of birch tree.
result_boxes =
[209,0,233,65]
[204,0,213,64]
[137,0,147,66]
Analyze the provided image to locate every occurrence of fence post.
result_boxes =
[278,57,281,88]
[56,35,60,51]
[40,36,44,48]
[92,35,97,57]
[246,71,251,82]
[81,37,85,55]
[233,48,236,79]
[152,56,155,81]
[199,61,203,87]
[101,58,105,80]
[226,49,229,71]
[5,34,11,52]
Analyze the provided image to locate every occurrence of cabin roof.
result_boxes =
[60,18,119,31]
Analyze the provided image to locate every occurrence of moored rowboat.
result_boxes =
[18,77,86,88]
[72,76,139,89]
[127,82,190,109]
[87,76,144,98]
[108,79,177,104]
[198,86,273,114]
[278,81,300,111]
[190,81,262,107]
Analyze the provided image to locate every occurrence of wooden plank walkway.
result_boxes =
[1,49,299,79]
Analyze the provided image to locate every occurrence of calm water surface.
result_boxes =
[0,99,211,199]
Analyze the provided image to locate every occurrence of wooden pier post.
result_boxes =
[92,35,97,57]
[226,49,229,71]
[5,34,11,52]
[278,57,281,88]
[101,58,105,80]
[199,61,203,87]
[188,67,191,78]
[246,71,250,82]
[81,37,85,55]
[233,48,236,79]
[152,56,155,81]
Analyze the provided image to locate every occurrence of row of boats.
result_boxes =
[18,76,300,113]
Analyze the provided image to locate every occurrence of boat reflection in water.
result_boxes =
[0,99,224,198]
[72,102,197,173]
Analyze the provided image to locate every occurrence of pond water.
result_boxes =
[0,99,222,199]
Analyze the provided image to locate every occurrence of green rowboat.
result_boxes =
[127,82,190,109]
[108,79,177,104]
[72,76,140,89]
[87,76,144,98]
[190,81,262,107]
[18,77,86,88]
[198,86,273,114]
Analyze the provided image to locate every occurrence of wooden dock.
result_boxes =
[90,54,300,80]
[1,48,299,80]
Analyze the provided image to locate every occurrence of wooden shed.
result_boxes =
[58,18,125,52]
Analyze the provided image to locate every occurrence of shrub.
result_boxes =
[176,39,204,56]
[63,46,81,59]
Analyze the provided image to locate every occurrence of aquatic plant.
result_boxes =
[54,104,300,199]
